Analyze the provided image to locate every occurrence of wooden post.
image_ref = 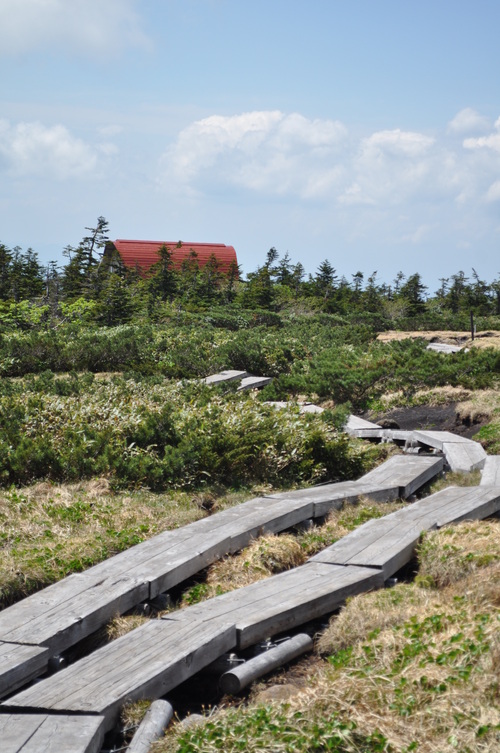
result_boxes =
[219,633,313,695]
[127,699,173,753]
[470,310,475,341]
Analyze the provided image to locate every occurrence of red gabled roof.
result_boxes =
[111,240,238,275]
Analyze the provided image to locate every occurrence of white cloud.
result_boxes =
[448,108,490,134]
[360,129,435,158]
[160,111,348,199]
[0,0,149,57]
[463,121,500,152]
[339,129,440,206]
[0,119,101,178]
[486,180,500,202]
[159,109,500,224]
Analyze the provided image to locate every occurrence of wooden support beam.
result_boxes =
[127,699,173,753]
[220,633,313,694]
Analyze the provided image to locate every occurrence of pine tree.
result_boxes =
[148,244,178,301]
[315,259,338,300]
[0,243,12,300]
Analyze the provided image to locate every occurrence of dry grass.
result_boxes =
[456,389,500,425]
[297,567,500,753]
[375,385,474,410]
[158,519,500,753]
[427,469,481,493]
[377,329,500,349]
[417,519,500,588]
[0,480,254,607]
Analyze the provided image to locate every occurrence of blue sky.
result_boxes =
[1,0,499,289]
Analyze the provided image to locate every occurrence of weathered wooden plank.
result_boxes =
[426,343,463,354]
[345,415,381,434]
[442,441,487,472]
[348,428,386,439]
[273,480,399,518]
[388,430,414,442]
[431,486,500,527]
[0,642,49,699]
[309,512,416,577]
[300,403,324,414]
[120,496,314,597]
[359,455,443,497]
[6,621,236,732]
[412,430,472,450]
[204,370,248,385]
[0,494,314,662]
[165,563,384,649]
[0,575,148,653]
[237,376,272,391]
[481,456,500,486]
[0,712,105,753]
[312,485,500,575]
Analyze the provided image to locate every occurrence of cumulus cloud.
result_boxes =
[339,129,440,206]
[448,108,491,134]
[463,116,500,152]
[486,180,500,202]
[0,0,149,57]
[159,108,500,217]
[160,111,348,198]
[0,119,102,178]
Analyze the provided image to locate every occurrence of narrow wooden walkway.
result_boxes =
[347,417,487,473]
[0,455,442,701]
[5,482,500,744]
[0,419,497,752]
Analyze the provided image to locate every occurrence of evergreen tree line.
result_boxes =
[1,218,499,326]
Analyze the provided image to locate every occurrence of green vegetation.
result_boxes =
[1,220,500,751]
[158,520,500,753]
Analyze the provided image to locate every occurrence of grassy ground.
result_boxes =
[0,479,252,607]
[156,519,500,753]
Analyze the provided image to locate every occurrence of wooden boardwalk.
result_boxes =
[347,418,487,473]
[1,713,105,753]
[480,455,500,485]
[0,419,496,753]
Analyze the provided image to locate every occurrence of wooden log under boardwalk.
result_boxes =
[0,712,105,753]
[5,621,236,732]
[127,699,174,753]
[220,633,313,694]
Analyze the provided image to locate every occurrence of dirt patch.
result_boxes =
[377,330,500,349]
[365,402,487,439]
